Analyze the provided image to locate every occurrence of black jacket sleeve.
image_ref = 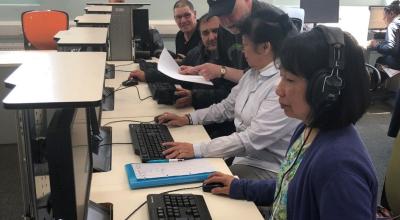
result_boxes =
[191,78,236,109]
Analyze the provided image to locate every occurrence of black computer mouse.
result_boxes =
[122,77,138,87]
[202,182,224,192]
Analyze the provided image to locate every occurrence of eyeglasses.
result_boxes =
[174,12,192,20]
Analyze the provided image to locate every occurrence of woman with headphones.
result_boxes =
[369,0,400,70]
[156,10,299,180]
[203,26,378,219]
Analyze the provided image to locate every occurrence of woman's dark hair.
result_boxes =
[280,28,370,130]
[385,0,400,15]
[236,9,294,61]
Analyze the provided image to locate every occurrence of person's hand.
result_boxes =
[162,142,194,158]
[174,88,192,108]
[179,65,197,75]
[185,63,222,80]
[155,112,189,127]
[203,172,235,195]
[129,70,145,82]
[368,39,379,49]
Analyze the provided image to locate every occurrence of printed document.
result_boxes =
[157,48,213,85]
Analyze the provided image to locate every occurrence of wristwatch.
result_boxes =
[220,65,227,78]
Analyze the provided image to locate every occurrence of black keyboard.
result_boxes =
[147,194,212,220]
[148,82,177,104]
[129,124,173,162]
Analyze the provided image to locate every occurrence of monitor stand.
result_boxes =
[102,87,114,111]
[93,126,112,172]
[105,64,115,79]
[87,200,112,220]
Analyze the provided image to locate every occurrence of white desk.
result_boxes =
[0,51,106,108]
[90,117,263,220]
[102,63,194,119]
[74,14,111,27]
[84,5,112,14]
[54,27,108,47]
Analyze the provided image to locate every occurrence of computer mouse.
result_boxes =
[202,182,224,192]
[154,114,170,124]
[122,78,138,87]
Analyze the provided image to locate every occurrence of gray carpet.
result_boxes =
[0,144,23,220]
[0,102,396,219]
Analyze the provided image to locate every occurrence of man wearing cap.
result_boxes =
[180,0,296,83]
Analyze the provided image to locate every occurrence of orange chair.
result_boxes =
[21,10,69,50]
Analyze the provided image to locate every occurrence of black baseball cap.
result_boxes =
[207,0,236,17]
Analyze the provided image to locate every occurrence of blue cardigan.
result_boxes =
[230,124,378,220]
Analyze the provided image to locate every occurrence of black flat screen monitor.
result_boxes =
[46,107,92,220]
[300,0,339,23]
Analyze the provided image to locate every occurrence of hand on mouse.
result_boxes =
[155,112,189,127]
[129,70,145,82]
[162,141,194,159]
[174,88,192,108]
[203,172,235,195]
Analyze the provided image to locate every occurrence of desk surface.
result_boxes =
[103,62,194,118]
[74,14,111,25]
[90,117,263,220]
[55,27,108,45]
[1,51,106,108]
[84,5,112,13]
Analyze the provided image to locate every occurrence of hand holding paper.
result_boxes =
[157,48,213,85]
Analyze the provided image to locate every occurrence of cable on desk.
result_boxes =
[124,185,202,220]
[103,85,123,97]
[133,85,152,101]
[102,119,154,127]
[115,62,134,67]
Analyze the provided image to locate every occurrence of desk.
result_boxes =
[1,50,106,219]
[90,117,264,220]
[74,14,111,27]
[54,27,108,51]
[85,5,112,14]
[1,51,106,108]
[102,62,194,118]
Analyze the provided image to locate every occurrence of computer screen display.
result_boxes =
[46,107,92,220]
[369,6,387,30]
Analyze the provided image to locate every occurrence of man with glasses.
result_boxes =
[173,0,201,63]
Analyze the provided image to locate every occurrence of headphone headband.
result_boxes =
[315,25,345,70]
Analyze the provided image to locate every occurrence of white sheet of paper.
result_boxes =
[157,48,213,85]
[131,159,215,179]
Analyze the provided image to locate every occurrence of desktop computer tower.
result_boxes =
[132,9,151,60]
[109,5,133,61]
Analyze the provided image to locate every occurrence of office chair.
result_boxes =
[281,7,305,32]
[366,63,396,103]
[21,10,69,50]
[380,132,400,217]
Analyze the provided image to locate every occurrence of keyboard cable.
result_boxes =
[124,185,203,220]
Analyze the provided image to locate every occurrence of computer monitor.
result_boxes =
[369,6,387,30]
[46,107,92,220]
[300,0,339,23]
[132,8,151,60]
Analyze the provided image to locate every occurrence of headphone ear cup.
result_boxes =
[306,69,330,112]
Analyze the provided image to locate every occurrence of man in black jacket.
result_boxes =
[129,14,236,138]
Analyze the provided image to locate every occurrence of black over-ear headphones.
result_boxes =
[306,25,345,116]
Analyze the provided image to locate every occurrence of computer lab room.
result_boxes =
[0,0,399,219]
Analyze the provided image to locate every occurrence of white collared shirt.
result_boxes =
[190,63,299,173]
